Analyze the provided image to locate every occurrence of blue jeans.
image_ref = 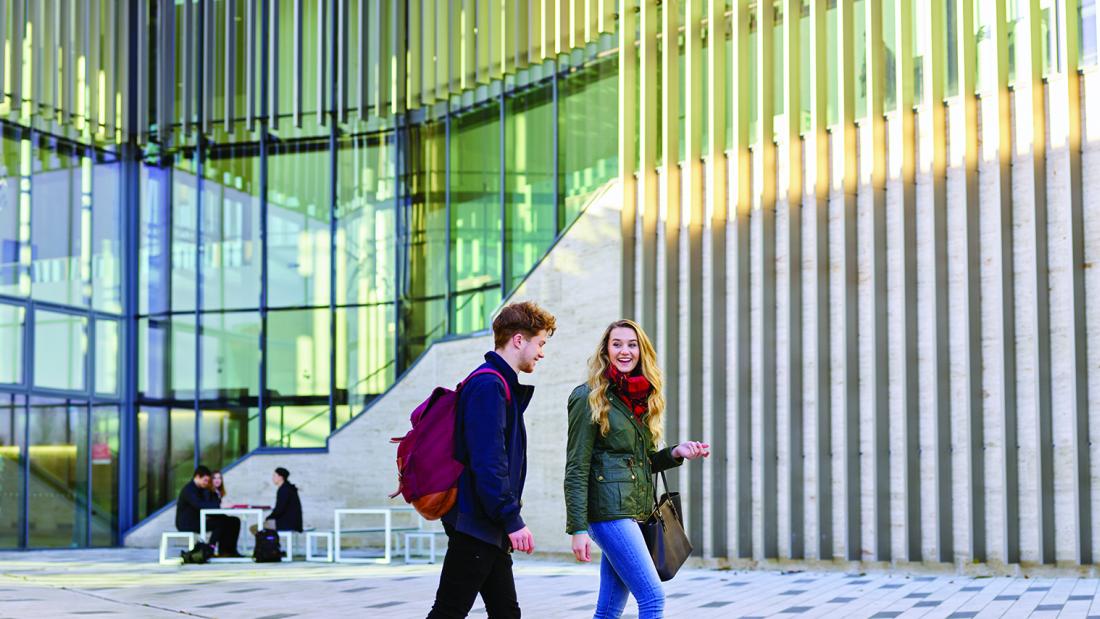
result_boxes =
[588,518,665,619]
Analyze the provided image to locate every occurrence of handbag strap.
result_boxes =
[652,470,671,506]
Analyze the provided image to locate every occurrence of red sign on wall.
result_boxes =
[92,442,112,465]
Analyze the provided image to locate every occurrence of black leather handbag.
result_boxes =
[639,471,692,581]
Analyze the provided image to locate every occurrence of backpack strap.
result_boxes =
[463,368,512,403]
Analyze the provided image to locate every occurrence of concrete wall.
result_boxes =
[125,184,624,553]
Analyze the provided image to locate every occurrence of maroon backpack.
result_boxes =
[389,369,511,520]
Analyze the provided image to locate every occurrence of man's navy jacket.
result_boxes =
[443,351,534,549]
[175,480,220,533]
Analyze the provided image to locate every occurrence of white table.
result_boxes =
[334,507,419,564]
[199,508,264,562]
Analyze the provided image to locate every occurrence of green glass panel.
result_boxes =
[92,158,122,314]
[137,407,196,521]
[335,305,396,425]
[200,407,259,471]
[336,133,396,306]
[1084,1,1098,66]
[559,55,618,226]
[138,316,197,400]
[267,141,331,308]
[202,146,262,311]
[450,103,502,335]
[884,0,898,112]
[89,405,119,547]
[34,310,88,391]
[95,318,120,395]
[266,308,331,399]
[401,121,447,368]
[200,311,260,400]
[0,304,24,385]
[30,137,85,307]
[27,399,88,548]
[505,84,555,293]
[265,405,329,448]
[0,132,24,297]
[0,395,24,548]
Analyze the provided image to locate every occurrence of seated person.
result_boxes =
[266,467,303,532]
[175,465,241,557]
[211,470,227,506]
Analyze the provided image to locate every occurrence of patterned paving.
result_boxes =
[2,549,1100,618]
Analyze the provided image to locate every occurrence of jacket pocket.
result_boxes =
[591,457,639,514]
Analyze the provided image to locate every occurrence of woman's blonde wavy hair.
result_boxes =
[585,319,666,445]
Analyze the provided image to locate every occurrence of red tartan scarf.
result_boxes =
[606,364,652,422]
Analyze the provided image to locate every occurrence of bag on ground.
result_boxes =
[389,369,511,520]
[180,541,215,564]
[252,528,282,562]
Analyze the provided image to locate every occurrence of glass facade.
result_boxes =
[0,6,619,545]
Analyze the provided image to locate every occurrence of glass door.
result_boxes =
[27,398,88,548]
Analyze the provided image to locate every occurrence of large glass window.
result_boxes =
[559,56,618,226]
[34,310,88,392]
[202,146,262,311]
[0,304,25,385]
[266,308,331,448]
[0,131,27,298]
[95,319,120,396]
[267,140,331,308]
[335,305,395,426]
[90,405,119,546]
[505,84,556,293]
[137,407,195,522]
[0,395,24,548]
[139,316,197,401]
[401,121,447,368]
[27,399,88,548]
[450,104,503,335]
[139,156,200,315]
[30,137,84,307]
[92,158,123,314]
[200,406,258,473]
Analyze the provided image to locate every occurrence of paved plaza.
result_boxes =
[3,550,1100,618]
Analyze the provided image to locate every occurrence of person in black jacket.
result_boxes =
[175,465,241,557]
[427,301,556,619]
[266,467,303,532]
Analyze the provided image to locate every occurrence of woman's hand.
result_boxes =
[572,533,592,562]
[673,441,711,460]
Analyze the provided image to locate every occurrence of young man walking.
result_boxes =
[427,301,557,619]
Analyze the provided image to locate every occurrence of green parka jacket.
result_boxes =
[564,383,683,534]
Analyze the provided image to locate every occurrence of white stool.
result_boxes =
[159,532,196,564]
[306,531,334,562]
[404,531,444,564]
[277,531,294,561]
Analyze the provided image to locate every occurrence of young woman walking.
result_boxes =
[564,319,709,619]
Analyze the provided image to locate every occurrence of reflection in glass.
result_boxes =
[30,137,84,306]
[27,399,88,548]
[200,407,258,472]
[0,395,24,548]
[0,132,27,297]
[90,406,119,546]
[92,159,122,313]
[505,85,556,293]
[0,304,25,384]
[335,305,395,426]
[265,405,329,448]
[95,319,120,395]
[137,407,196,521]
[559,56,618,226]
[139,316,197,400]
[34,310,88,391]
[266,309,331,399]
[336,133,396,306]
[202,147,261,310]
[267,141,331,308]
[200,311,260,400]
[450,104,502,334]
[139,157,199,315]
[401,122,447,369]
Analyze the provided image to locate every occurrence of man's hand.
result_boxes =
[508,527,535,554]
[571,533,592,562]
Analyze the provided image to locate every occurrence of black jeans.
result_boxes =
[427,524,520,619]
[207,515,241,555]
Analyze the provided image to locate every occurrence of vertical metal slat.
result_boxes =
[226,0,236,133]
